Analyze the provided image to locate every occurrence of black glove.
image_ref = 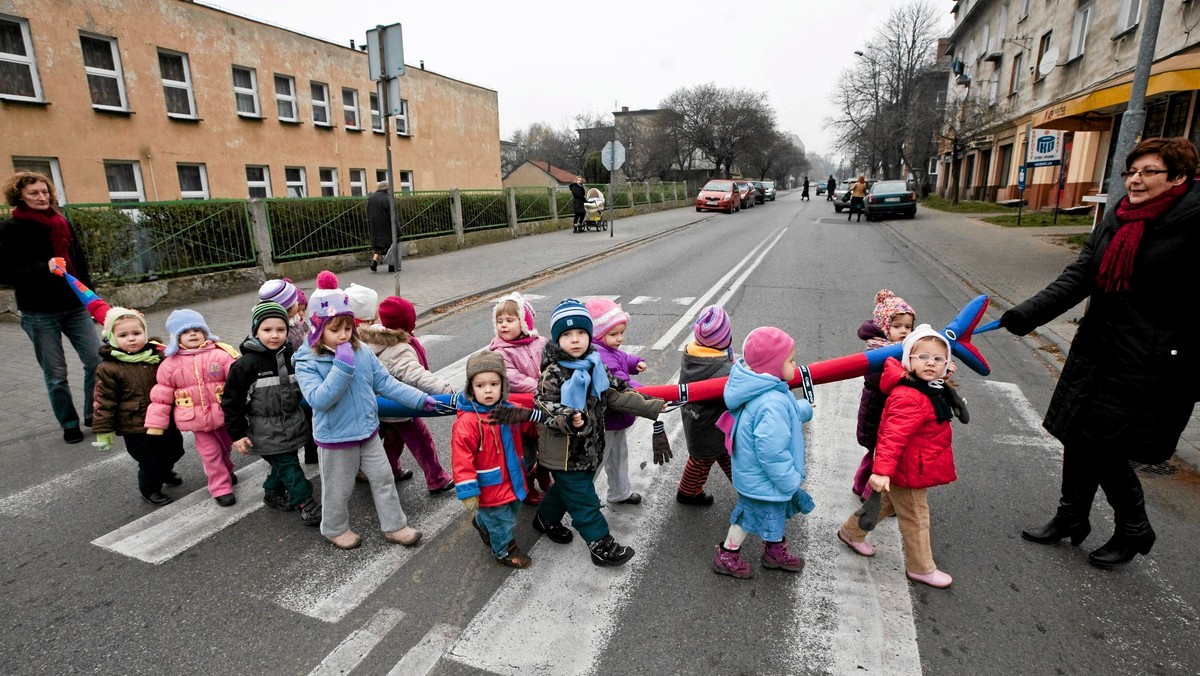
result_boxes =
[855,490,883,532]
[999,309,1036,336]
[488,405,543,425]
[945,387,970,425]
[652,420,673,465]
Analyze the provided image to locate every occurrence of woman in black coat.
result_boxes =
[569,176,586,230]
[1003,137,1200,568]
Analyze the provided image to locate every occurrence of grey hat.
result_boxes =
[465,350,508,402]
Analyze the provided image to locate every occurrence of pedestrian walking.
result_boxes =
[570,176,587,231]
[586,298,647,506]
[801,176,810,201]
[826,175,836,201]
[848,175,869,222]
[366,181,395,272]
[676,305,735,506]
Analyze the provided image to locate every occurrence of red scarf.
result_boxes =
[1096,182,1189,293]
[13,204,75,275]
[409,334,429,370]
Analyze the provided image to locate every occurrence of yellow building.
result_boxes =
[0,0,501,204]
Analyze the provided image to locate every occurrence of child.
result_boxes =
[853,289,916,500]
[713,327,813,579]
[585,297,646,506]
[360,295,456,492]
[677,305,735,506]
[293,271,438,550]
[146,309,240,507]
[836,324,961,589]
[222,301,322,526]
[91,307,186,507]
[345,283,379,328]
[452,350,547,568]
[258,278,306,351]
[487,292,552,504]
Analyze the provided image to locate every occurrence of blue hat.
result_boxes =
[164,308,217,356]
[550,298,593,343]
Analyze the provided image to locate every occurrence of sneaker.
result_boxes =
[762,538,805,572]
[495,541,532,569]
[532,514,573,544]
[837,527,875,557]
[383,526,422,546]
[140,491,173,507]
[231,472,239,486]
[712,544,751,579]
[370,259,378,272]
[297,499,322,527]
[429,479,455,494]
[588,534,635,567]
[263,491,293,511]
[906,569,953,588]
[327,530,361,550]
[214,493,237,507]
[676,491,714,506]
[163,472,184,487]
[63,426,84,444]
[614,492,642,505]
[472,516,492,547]
[393,469,414,482]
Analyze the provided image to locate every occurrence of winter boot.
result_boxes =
[532,513,573,544]
[496,541,533,569]
[762,538,805,572]
[676,491,715,506]
[588,534,635,567]
[1089,472,1155,567]
[712,544,751,579]
[263,490,293,511]
[297,498,322,527]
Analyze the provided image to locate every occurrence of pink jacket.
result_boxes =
[146,341,239,432]
[487,335,546,394]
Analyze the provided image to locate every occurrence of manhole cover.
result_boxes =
[1130,460,1178,477]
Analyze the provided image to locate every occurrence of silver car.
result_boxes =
[762,180,777,201]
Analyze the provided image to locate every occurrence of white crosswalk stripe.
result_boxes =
[386,623,459,676]
[308,607,405,676]
[672,297,696,305]
[628,296,658,304]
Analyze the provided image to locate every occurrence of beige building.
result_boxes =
[939,0,1200,208]
[0,0,501,204]
[502,160,578,188]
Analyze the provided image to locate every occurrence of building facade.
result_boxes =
[0,0,501,204]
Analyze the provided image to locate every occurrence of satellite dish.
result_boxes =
[1038,46,1059,76]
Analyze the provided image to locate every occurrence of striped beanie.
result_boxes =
[258,278,299,309]
[251,301,289,335]
[692,305,732,349]
[585,297,629,339]
[550,298,592,343]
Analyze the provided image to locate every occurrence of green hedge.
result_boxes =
[460,190,508,232]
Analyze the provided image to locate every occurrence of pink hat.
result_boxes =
[306,270,354,346]
[742,326,795,380]
[493,292,538,337]
[872,289,915,334]
[585,297,629,339]
[693,305,732,349]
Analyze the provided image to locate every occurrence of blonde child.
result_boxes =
[585,298,646,505]
[837,325,963,589]
[853,289,916,499]
[146,309,240,506]
[713,327,813,579]
[293,271,437,550]
[676,305,734,506]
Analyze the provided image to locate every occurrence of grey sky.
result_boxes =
[202,0,951,158]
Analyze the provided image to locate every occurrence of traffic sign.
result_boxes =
[1017,165,1027,192]
[601,140,626,171]
[366,24,405,81]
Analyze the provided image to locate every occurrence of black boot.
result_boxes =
[1088,529,1156,568]
[1024,444,1098,546]
[1021,517,1091,546]
[1089,464,1154,567]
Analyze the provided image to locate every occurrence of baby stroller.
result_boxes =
[578,188,607,232]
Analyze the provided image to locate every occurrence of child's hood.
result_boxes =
[879,357,907,395]
[359,324,412,349]
[724,359,788,410]
[858,319,885,342]
[238,334,292,359]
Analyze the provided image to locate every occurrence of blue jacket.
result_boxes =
[294,343,427,445]
[723,360,813,502]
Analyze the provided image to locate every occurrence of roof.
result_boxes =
[529,161,579,184]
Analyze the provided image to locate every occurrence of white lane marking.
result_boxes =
[0,453,129,517]
[672,297,696,305]
[415,334,454,347]
[578,295,619,303]
[651,228,787,351]
[307,607,405,676]
[386,623,460,676]
[628,296,658,304]
[445,386,685,675]
[979,381,1060,452]
[434,353,472,394]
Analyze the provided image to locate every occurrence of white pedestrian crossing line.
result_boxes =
[308,607,405,676]
[0,453,128,517]
[672,297,696,305]
[979,381,1060,452]
[628,296,658,304]
[386,623,460,676]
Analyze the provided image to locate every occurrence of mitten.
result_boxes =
[855,490,883,532]
[945,387,970,424]
[651,420,673,465]
[422,395,440,412]
[92,432,115,452]
[334,342,355,367]
[999,309,1036,336]
[487,405,543,425]
[461,496,478,513]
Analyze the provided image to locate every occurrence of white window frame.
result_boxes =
[311,81,331,127]
[232,65,260,118]
[1009,51,1025,95]
[12,156,66,204]
[1116,0,1141,35]
[369,92,384,133]
[157,49,196,119]
[394,99,410,136]
[0,14,43,102]
[285,166,306,198]
[1068,2,1092,62]
[398,170,414,193]
[926,157,939,176]
[1019,0,1031,20]
[246,165,271,198]
[104,160,145,203]
[319,168,339,197]
[349,168,367,196]
[275,74,297,122]
[176,163,209,200]
[342,87,360,130]
[79,33,127,111]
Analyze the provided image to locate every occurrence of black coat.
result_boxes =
[569,182,586,215]
[0,212,94,313]
[366,190,393,250]
[855,320,887,450]
[221,337,310,455]
[679,345,733,459]
[1009,182,1200,463]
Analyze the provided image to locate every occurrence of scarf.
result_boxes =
[409,334,429,370]
[457,399,527,501]
[498,334,539,347]
[896,376,952,424]
[14,204,75,275]
[557,352,610,410]
[111,344,163,365]
[1097,181,1189,293]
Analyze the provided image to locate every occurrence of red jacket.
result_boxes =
[872,358,957,489]
[451,409,535,508]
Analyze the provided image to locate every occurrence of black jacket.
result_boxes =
[1009,182,1200,462]
[0,212,94,313]
[679,344,732,459]
[366,190,393,250]
[569,182,586,214]
[221,337,310,455]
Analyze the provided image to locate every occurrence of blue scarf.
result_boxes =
[557,352,609,409]
[457,398,527,501]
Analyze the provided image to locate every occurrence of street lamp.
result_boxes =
[855,51,881,178]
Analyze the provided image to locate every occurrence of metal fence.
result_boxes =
[459,189,509,232]
[265,196,371,262]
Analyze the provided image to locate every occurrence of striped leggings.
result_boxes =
[677,455,732,496]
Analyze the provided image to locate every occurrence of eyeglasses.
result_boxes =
[913,353,947,365]
[1119,168,1169,179]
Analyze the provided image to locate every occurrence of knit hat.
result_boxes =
[345,283,379,322]
[101,306,147,348]
[464,349,508,403]
[872,289,916,334]
[306,270,355,346]
[692,305,732,349]
[251,301,289,335]
[742,326,795,380]
[295,285,308,308]
[900,323,951,375]
[492,292,538,337]
[258,278,299,309]
[378,295,417,332]
[164,308,217,356]
[550,298,593,343]
[585,297,629,340]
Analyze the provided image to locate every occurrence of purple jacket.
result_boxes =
[594,342,643,431]
[856,319,890,449]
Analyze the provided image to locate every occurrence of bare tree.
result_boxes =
[935,89,1011,203]
[660,84,775,178]
[742,131,807,181]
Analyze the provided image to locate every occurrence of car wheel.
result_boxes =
[696,206,702,212]
[834,205,843,212]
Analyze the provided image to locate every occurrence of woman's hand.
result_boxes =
[232,437,253,455]
[868,473,890,493]
[47,257,66,276]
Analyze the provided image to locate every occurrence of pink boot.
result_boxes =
[762,538,805,572]
[712,545,751,578]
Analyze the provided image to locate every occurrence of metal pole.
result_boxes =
[378,26,401,295]
[609,132,616,239]
[1107,0,1165,203]
[1053,163,1062,225]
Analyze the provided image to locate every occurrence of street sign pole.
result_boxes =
[1017,163,1027,227]
[368,23,405,295]
[608,141,615,238]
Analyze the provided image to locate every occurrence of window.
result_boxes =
[285,167,306,197]
[376,169,388,185]
[998,144,1014,187]
[988,61,1001,105]
[311,82,331,126]
[1068,2,1092,61]
[12,156,66,204]
[342,88,360,129]
[246,165,271,198]
[232,66,260,117]
[1019,0,1030,20]
[157,49,196,118]
[275,74,297,122]
[926,157,939,176]
[177,163,209,200]
[369,91,384,132]
[1009,51,1025,94]
[319,168,338,197]
[104,161,145,203]
[80,34,127,111]
[1116,0,1141,34]
[398,170,414,193]
[394,99,410,136]
[0,14,42,101]
[349,168,367,196]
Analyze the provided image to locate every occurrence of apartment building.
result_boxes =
[939,0,1200,208]
[0,0,501,204]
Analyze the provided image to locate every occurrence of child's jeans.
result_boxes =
[840,485,936,574]
[193,428,235,497]
[537,469,608,543]
[125,427,185,495]
[318,436,408,538]
[476,501,521,557]
[600,429,633,502]
[380,419,452,491]
[263,450,313,507]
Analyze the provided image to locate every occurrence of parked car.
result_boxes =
[814,180,826,196]
[695,179,739,214]
[762,180,777,201]
[750,181,767,204]
[734,181,756,209]
[833,178,879,213]
[863,179,917,220]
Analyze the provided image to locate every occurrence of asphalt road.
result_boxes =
[2,193,1198,675]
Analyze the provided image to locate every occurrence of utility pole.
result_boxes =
[1106,0,1165,203]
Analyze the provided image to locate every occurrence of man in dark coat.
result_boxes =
[826,175,837,200]
[569,176,586,231]
[366,181,395,272]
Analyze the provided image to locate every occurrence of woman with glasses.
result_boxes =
[1001,137,1200,568]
